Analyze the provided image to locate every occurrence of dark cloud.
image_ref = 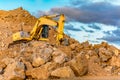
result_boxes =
[103,31,111,35]
[48,2,120,26]
[112,28,120,35]
[33,10,46,18]
[100,36,120,42]
[65,24,81,31]
[99,28,120,42]
[89,24,101,30]
[34,1,120,26]
[85,30,94,33]
[80,26,94,33]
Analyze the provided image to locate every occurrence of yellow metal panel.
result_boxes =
[13,32,21,41]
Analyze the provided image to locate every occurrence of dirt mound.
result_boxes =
[0,7,120,80]
[0,7,37,50]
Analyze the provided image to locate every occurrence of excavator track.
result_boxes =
[8,40,29,48]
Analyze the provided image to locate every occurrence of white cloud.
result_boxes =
[91,0,120,5]
[64,22,117,45]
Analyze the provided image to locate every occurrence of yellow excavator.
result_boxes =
[11,14,66,45]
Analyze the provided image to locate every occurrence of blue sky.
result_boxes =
[0,0,120,12]
[0,0,70,12]
[0,0,120,48]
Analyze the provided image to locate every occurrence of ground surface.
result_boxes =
[0,7,120,80]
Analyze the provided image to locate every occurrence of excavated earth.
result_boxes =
[0,7,120,80]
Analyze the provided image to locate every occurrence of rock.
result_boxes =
[0,61,6,69]
[22,59,33,70]
[2,57,15,65]
[65,54,88,76]
[31,41,48,48]
[100,62,108,68]
[88,56,110,76]
[32,53,45,67]
[81,41,90,49]
[99,48,113,62]
[70,44,77,50]
[52,50,68,64]
[32,47,53,67]
[101,42,108,48]
[85,50,97,59]
[25,62,33,70]
[51,66,75,78]
[111,56,120,67]
[114,49,119,56]
[104,66,113,73]
[0,75,4,80]
[43,62,58,71]
[69,43,83,53]
[112,67,120,75]
[4,61,25,80]
[39,47,53,62]
[87,50,97,57]
[107,45,119,56]
[26,66,49,80]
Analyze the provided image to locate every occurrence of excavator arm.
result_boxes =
[12,14,65,45]
[57,14,65,45]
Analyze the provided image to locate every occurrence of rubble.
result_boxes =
[0,7,119,79]
[111,56,120,67]
[51,66,75,78]
[52,49,68,64]
[26,66,49,79]
[32,53,46,67]
[4,61,25,80]
[65,53,88,76]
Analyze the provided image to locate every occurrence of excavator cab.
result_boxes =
[41,25,49,38]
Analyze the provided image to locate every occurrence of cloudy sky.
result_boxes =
[0,0,120,48]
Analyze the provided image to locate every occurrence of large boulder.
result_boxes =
[26,66,49,80]
[98,47,113,62]
[65,53,88,76]
[2,57,15,65]
[39,47,53,62]
[52,49,68,64]
[4,61,25,80]
[0,75,4,80]
[111,56,120,67]
[0,61,6,74]
[51,66,75,78]
[42,62,58,71]
[88,56,110,76]
[32,47,53,67]
[70,43,78,50]
[81,41,91,49]
[21,59,33,70]
[107,45,120,56]
[32,53,46,67]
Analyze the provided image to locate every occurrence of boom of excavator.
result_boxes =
[12,14,66,45]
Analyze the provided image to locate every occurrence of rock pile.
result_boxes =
[0,8,119,80]
[0,41,88,79]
